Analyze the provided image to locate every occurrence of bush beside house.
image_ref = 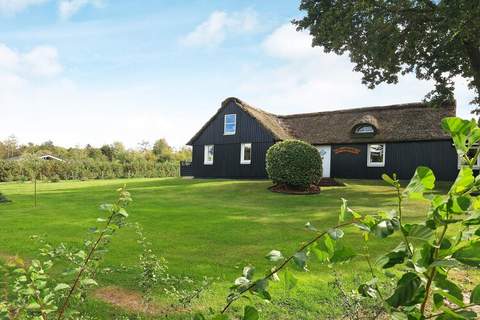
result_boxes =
[266,140,322,191]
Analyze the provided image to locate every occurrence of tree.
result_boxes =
[3,135,19,159]
[137,140,150,153]
[152,138,173,162]
[0,142,6,159]
[100,144,114,161]
[173,146,192,162]
[111,142,127,161]
[294,0,480,112]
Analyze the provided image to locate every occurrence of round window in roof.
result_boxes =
[353,124,376,135]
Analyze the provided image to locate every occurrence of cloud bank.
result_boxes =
[0,0,103,19]
[0,43,62,78]
[181,9,258,47]
[0,0,48,15]
[58,0,103,20]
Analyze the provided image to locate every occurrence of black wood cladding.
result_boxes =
[190,100,276,178]
[330,140,458,181]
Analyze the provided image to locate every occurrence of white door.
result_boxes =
[316,146,331,178]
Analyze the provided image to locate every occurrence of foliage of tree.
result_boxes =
[152,138,173,162]
[266,140,322,189]
[294,0,480,111]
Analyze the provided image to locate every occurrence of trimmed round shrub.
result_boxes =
[266,140,322,189]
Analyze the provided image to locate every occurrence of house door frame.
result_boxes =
[316,145,331,178]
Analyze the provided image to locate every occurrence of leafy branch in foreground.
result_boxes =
[221,220,359,314]
[201,116,480,320]
[0,186,132,320]
[56,185,132,320]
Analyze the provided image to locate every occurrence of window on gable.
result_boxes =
[224,114,236,135]
[241,143,252,164]
[204,145,214,165]
[354,124,375,135]
[458,146,480,169]
[367,143,385,167]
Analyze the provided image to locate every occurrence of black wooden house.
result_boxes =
[183,97,459,181]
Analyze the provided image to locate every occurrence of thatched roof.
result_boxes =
[187,97,291,145]
[228,98,292,140]
[188,97,456,145]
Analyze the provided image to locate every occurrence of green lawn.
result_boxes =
[0,178,447,319]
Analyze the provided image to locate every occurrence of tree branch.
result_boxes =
[220,220,358,314]
[420,222,448,315]
[425,304,477,319]
[56,207,117,320]
[396,187,413,257]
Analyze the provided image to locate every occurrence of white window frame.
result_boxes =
[204,145,214,165]
[367,143,386,167]
[224,114,236,135]
[240,143,252,165]
[458,145,480,169]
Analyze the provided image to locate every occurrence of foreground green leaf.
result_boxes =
[403,166,435,199]
[243,305,259,320]
[265,250,283,262]
[386,272,424,308]
[471,284,480,304]
[283,269,298,291]
[452,242,480,267]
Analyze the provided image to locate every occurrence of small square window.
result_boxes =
[224,114,236,135]
[204,145,214,165]
[367,144,385,167]
[241,143,252,164]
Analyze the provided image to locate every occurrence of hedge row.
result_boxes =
[0,159,179,182]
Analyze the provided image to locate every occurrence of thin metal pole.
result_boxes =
[34,175,37,207]
[34,163,37,208]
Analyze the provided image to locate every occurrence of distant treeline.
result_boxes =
[0,136,190,182]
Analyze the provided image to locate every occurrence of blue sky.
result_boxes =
[0,0,476,148]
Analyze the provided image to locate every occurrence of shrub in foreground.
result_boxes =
[266,140,322,189]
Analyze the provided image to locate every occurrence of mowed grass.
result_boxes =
[0,178,449,318]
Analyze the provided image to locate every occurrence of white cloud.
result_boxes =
[22,46,62,76]
[0,0,48,15]
[0,43,20,69]
[181,9,258,47]
[0,43,62,80]
[58,0,102,20]
[262,23,321,60]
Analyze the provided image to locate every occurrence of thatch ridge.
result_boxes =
[276,102,429,119]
